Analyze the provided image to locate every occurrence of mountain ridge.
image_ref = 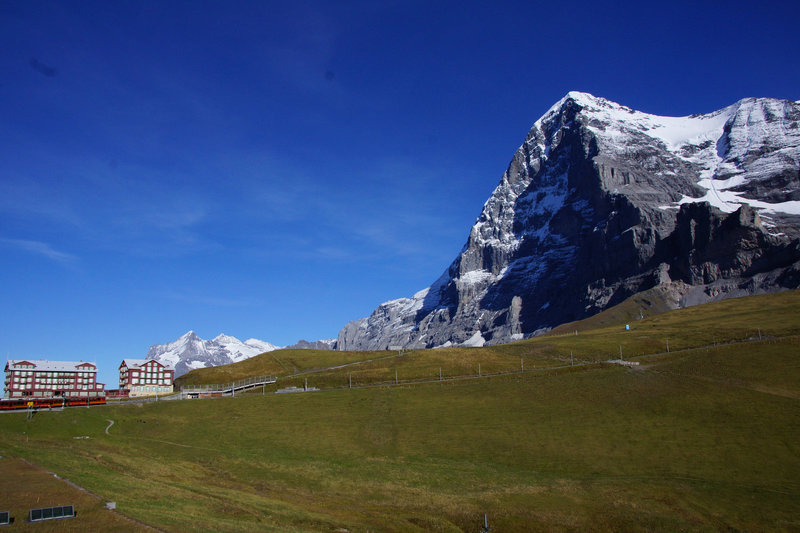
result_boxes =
[146,331,280,377]
[336,91,800,351]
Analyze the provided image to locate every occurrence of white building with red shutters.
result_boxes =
[119,359,174,397]
[3,360,105,399]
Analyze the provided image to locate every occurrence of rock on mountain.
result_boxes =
[147,331,279,377]
[285,339,337,350]
[337,91,800,350]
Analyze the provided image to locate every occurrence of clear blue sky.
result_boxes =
[2,0,798,387]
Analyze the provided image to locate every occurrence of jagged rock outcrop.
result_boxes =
[337,92,800,350]
[285,339,337,350]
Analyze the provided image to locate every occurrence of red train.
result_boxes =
[0,396,106,411]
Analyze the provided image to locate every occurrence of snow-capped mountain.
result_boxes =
[337,92,800,350]
[147,331,279,377]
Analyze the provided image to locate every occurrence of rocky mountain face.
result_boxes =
[285,339,337,350]
[337,92,800,350]
[147,331,279,377]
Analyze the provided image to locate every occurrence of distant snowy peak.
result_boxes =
[147,331,280,377]
[244,338,280,351]
[211,333,279,363]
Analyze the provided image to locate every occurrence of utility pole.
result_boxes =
[619,345,623,360]
[666,338,669,353]
[521,358,524,372]
[478,363,481,377]
[349,373,352,389]
[571,352,574,366]
[439,367,442,381]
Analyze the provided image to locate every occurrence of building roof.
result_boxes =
[6,360,97,372]
[120,358,174,371]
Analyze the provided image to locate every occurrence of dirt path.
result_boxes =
[105,419,115,435]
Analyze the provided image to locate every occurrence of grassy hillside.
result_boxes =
[0,457,153,532]
[178,289,800,391]
[1,290,799,531]
[175,348,394,388]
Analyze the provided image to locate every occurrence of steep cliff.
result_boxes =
[337,92,800,350]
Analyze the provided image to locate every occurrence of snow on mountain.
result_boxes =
[337,91,800,351]
[147,331,280,377]
[211,334,278,363]
[554,92,800,217]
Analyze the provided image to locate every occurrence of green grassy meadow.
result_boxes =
[1,291,799,531]
[178,289,800,392]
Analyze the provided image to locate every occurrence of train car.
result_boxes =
[64,396,107,407]
[0,396,106,411]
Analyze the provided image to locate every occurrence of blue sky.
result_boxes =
[2,0,798,387]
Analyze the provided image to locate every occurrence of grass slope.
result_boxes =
[1,290,799,531]
[0,456,153,532]
[178,290,800,392]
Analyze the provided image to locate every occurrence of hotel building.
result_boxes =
[119,359,174,397]
[3,360,106,399]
